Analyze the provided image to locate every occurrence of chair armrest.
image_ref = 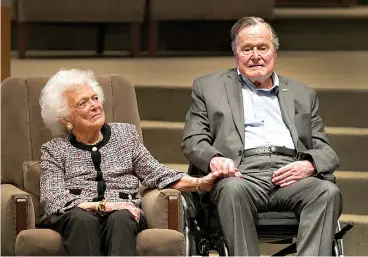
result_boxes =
[316,173,336,183]
[136,228,185,256]
[141,188,184,233]
[1,184,35,256]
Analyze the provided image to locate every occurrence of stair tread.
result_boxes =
[274,6,368,19]
[341,214,368,224]
[141,121,368,135]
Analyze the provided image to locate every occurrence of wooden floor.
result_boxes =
[10,50,368,90]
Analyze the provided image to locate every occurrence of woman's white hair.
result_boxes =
[40,69,105,137]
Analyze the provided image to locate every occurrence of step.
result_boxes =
[318,89,368,128]
[136,86,368,128]
[274,6,368,19]
[334,171,368,215]
[327,127,368,171]
[141,121,368,171]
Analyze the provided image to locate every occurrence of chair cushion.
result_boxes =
[15,228,66,256]
[15,228,185,256]
[136,228,185,256]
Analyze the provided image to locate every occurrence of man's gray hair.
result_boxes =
[39,69,105,137]
[230,16,279,53]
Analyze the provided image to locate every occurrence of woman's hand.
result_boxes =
[199,172,221,192]
[199,164,243,192]
[77,201,97,211]
[104,201,141,222]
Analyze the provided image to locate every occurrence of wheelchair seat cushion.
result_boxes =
[257,211,299,226]
[257,212,299,240]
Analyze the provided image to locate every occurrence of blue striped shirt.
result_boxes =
[238,70,295,150]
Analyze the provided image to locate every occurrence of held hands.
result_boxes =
[272,160,315,187]
[209,156,243,178]
[197,156,242,192]
[198,172,221,192]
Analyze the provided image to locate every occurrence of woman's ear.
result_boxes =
[59,118,68,125]
[59,118,74,132]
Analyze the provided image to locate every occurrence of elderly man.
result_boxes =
[182,17,342,256]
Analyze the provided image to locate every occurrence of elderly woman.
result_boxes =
[39,69,222,256]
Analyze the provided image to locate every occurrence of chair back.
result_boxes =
[149,0,275,20]
[1,74,142,189]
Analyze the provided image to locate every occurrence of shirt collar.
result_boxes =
[237,67,279,94]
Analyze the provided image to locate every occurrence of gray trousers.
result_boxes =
[210,154,343,256]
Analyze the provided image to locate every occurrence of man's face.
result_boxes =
[234,23,277,84]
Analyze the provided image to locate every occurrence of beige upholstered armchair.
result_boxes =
[1,75,185,255]
[147,0,275,56]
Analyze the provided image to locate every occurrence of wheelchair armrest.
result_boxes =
[316,173,336,183]
[181,192,197,220]
[141,188,184,233]
[1,184,35,255]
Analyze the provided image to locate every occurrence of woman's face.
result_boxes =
[64,84,105,132]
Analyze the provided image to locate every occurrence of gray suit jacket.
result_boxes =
[182,69,339,175]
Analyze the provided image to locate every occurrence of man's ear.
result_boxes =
[234,53,240,64]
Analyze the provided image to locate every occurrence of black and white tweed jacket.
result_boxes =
[40,123,184,220]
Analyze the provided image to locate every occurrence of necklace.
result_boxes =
[85,131,103,145]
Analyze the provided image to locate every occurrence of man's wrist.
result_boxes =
[212,153,223,159]
[208,153,223,173]
[305,160,317,176]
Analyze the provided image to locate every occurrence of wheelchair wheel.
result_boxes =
[221,241,229,256]
[332,221,344,257]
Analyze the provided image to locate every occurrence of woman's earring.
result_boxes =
[66,122,73,131]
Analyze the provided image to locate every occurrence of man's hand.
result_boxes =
[210,156,243,178]
[272,160,315,187]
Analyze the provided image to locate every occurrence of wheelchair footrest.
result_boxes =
[335,222,354,240]
[271,242,297,256]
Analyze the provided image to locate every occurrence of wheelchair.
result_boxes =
[182,170,353,257]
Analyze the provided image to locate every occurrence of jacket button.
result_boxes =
[238,150,242,156]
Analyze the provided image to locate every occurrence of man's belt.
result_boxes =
[243,146,296,158]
